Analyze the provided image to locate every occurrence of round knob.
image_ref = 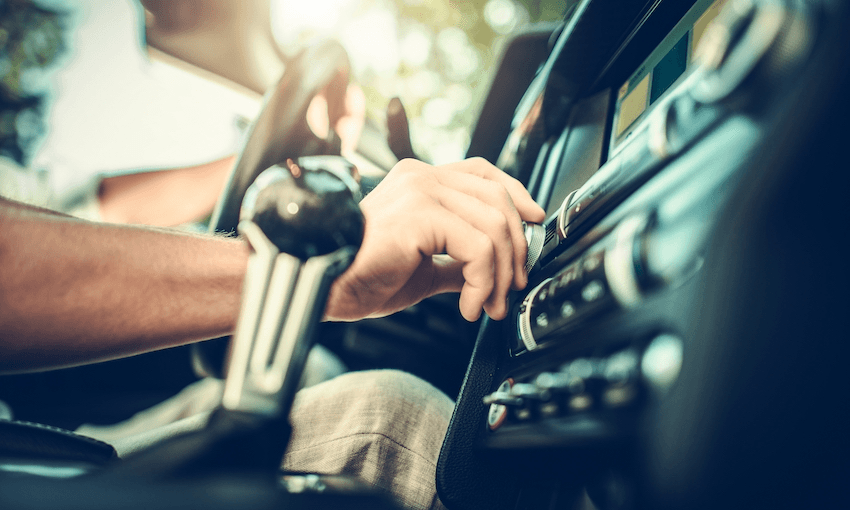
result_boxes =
[516,277,553,352]
[485,379,515,431]
[523,222,545,274]
[241,157,364,260]
[691,0,812,104]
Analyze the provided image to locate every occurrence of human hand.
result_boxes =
[324,157,546,323]
[307,82,366,155]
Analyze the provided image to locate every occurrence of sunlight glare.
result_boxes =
[340,9,400,75]
[484,0,519,34]
[274,0,357,31]
[400,24,433,68]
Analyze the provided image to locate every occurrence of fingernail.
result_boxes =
[464,307,481,323]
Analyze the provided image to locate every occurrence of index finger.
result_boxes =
[442,157,546,224]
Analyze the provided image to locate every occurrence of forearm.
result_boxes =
[0,198,248,373]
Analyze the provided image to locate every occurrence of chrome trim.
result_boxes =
[604,215,648,309]
[482,392,523,406]
[556,189,579,239]
[648,102,674,160]
[248,253,300,386]
[223,224,356,414]
[517,278,552,352]
[523,222,546,274]
[222,221,280,411]
[254,249,353,399]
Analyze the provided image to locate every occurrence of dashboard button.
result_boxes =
[641,334,684,391]
[581,280,605,302]
[560,301,576,318]
[486,379,515,431]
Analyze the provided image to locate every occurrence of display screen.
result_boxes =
[611,0,727,150]
[544,90,610,215]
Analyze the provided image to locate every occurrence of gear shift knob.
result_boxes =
[222,156,364,416]
[241,157,363,258]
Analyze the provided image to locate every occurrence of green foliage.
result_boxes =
[370,0,570,162]
[0,0,65,164]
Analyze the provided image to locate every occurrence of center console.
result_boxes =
[435,0,847,508]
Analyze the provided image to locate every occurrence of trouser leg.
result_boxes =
[79,365,453,509]
[283,369,453,510]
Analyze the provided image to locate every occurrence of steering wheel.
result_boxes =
[209,40,351,234]
[193,40,353,378]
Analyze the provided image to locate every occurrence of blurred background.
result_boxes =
[0,0,572,423]
[2,0,571,221]
[1,0,571,224]
[271,0,570,164]
[0,0,573,427]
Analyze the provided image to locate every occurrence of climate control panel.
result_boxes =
[516,215,651,353]
[483,333,683,449]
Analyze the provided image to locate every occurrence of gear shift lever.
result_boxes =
[223,156,364,417]
[116,156,363,477]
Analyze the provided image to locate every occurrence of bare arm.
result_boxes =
[97,155,236,226]
[0,197,248,373]
[0,158,543,373]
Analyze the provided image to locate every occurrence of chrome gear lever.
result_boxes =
[112,156,364,478]
[222,156,364,417]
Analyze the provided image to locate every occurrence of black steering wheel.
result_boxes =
[193,40,353,378]
[210,39,352,234]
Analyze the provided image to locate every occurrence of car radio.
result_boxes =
[505,0,805,358]
[435,0,843,508]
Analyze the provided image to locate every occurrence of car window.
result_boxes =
[272,0,574,164]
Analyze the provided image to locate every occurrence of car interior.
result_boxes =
[1,0,849,508]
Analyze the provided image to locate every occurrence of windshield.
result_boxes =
[272,0,573,164]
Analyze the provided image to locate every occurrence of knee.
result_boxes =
[335,370,454,452]
[335,369,452,415]
[283,370,454,509]
[287,369,454,450]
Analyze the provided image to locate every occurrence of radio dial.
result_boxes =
[517,278,553,352]
[691,0,812,104]
[523,222,546,274]
[516,214,654,352]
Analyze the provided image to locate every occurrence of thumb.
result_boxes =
[427,255,467,295]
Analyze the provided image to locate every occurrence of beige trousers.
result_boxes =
[78,369,453,510]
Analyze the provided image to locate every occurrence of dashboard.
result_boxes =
[0,0,848,509]
[437,0,850,509]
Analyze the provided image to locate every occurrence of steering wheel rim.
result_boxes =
[194,40,352,379]
[209,39,352,236]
